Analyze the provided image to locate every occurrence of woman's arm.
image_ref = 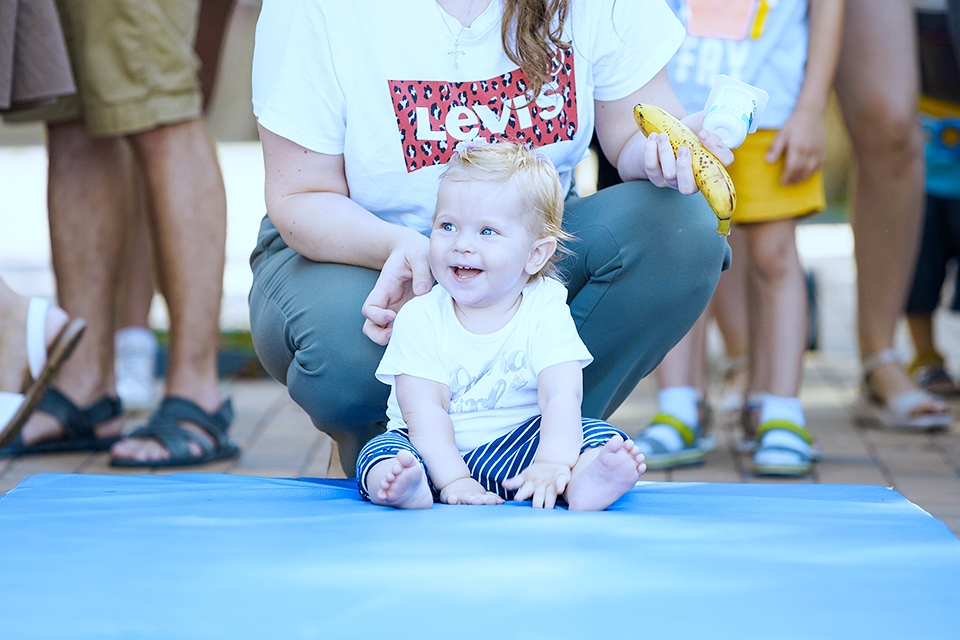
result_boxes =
[260,124,426,267]
[594,67,734,192]
[259,125,433,343]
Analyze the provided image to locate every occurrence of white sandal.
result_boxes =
[856,349,953,430]
[0,298,86,448]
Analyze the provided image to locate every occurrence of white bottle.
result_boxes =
[702,75,769,149]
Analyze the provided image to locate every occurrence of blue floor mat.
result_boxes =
[1,473,959,639]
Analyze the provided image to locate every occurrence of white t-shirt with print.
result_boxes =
[252,0,685,234]
[375,277,592,453]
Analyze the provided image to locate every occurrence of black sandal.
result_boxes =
[0,388,123,456]
[110,396,238,468]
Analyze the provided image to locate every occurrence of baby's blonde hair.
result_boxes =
[439,141,572,279]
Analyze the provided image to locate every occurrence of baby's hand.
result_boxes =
[502,462,572,509]
[439,477,504,505]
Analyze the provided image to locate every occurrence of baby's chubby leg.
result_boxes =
[366,449,434,509]
[565,435,646,511]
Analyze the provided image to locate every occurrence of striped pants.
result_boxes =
[356,417,627,501]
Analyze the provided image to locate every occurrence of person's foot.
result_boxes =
[110,393,224,463]
[566,435,646,511]
[19,398,124,446]
[867,357,947,416]
[371,450,433,509]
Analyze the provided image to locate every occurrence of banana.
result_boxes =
[633,103,736,236]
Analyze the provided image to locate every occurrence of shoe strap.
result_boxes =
[37,388,123,438]
[755,419,814,445]
[25,297,50,381]
[647,412,698,446]
[861,349,901,378]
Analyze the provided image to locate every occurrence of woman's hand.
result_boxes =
[596,69,733,193]
[641,124,733,194]
[361,234,433,345]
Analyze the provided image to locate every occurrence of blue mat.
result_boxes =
[1,474,959,639]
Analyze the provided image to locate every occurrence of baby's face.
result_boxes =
[430,178,539,313]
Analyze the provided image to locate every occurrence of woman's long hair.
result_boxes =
[501,0,571,100]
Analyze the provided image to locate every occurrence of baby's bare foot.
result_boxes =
[372,450,433,509]
[566,435,645,511]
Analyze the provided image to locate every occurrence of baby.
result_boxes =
[356,141,646,510]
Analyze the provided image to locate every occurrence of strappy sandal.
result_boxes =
[736,394,822,461]
[0,388,122,455]
[907,352,959,396]
[634,412,706,470]
[110,396,238,468]
[0,298,86,449]
[752,419,815,477]
[857,349,953,430]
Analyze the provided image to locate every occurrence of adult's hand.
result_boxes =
[361,235,433,345]
[596,70,733,191]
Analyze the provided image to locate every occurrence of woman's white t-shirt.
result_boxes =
[252,0,684,234]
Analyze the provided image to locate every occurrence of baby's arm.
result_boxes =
[395,374,503,505]
[502,361,583,509]
[766,0,844,185]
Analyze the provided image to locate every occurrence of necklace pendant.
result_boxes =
[449,43,465,70]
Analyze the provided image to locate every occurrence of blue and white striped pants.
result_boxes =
[356,416,627,501]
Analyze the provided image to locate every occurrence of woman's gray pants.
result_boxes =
[248,181,731,474]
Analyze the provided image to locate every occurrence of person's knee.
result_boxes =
[567,181,729,273]
[128,117,204,154]
[746,225,800,282]
[846,98,923,162]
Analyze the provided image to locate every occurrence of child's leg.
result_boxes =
[742,220,814,476]
[712,227,750,415]
[565,421,646,511]
[743,219,806,400]
[356,430,433,509]
[904,194,954,393]
[636,315,710,469]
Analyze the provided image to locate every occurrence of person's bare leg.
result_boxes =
[117,157,156,330]
[656,311,710,393]
[111,118,227,462]
[711,227,750,413]
[834,0,941,412]
[19,121,127,444]
[565,435,646,511]
[366,450,433,509]
[906,312,936,360]
[0,279,69,393]
[744,220,806,399]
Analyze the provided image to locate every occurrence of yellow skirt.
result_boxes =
[727,129,826,224]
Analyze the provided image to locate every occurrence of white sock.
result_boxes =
[657,386,700,428]
[759,395,805,428]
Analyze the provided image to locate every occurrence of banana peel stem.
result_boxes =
[716,218,732,236]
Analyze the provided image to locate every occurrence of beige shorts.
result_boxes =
[5,0,203,136]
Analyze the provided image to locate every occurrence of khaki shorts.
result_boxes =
[727,129,826,224]
[5,0,203,136]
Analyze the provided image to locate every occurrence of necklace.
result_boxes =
[435,0,477,70]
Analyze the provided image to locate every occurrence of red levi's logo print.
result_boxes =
[389,47,577,172]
